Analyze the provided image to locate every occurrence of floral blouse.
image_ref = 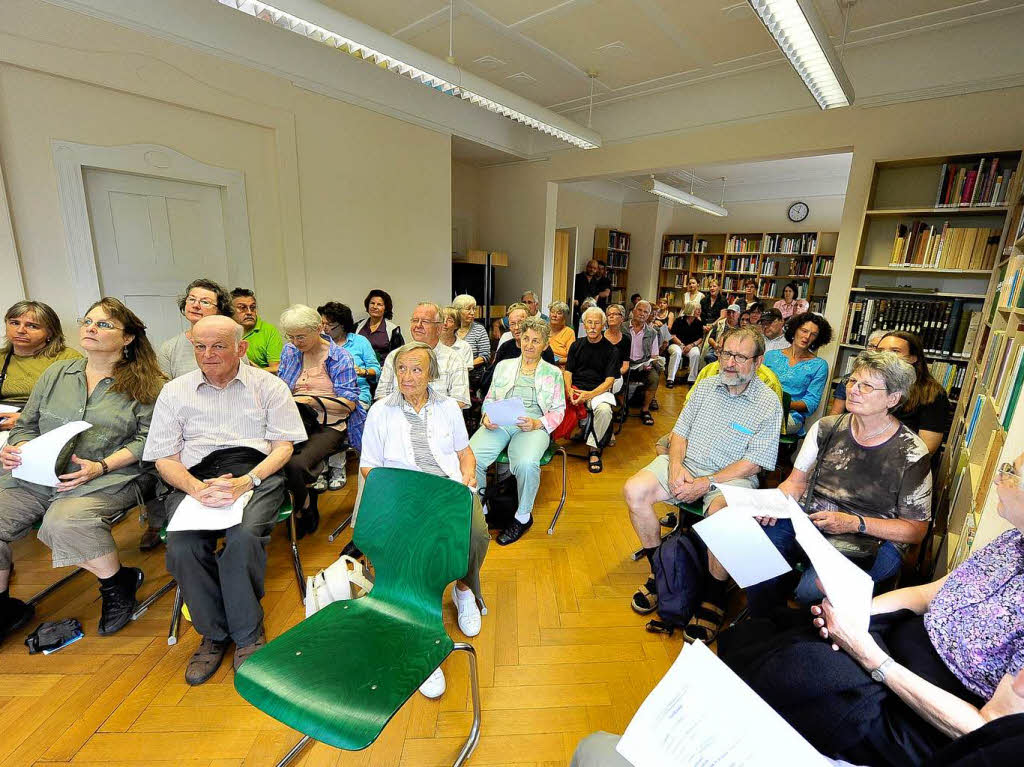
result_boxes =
[924,529,1024,699]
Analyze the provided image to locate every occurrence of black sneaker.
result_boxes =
[665,380,675,389]
[496,517,533,546]
[0,596,34,643]
[98,567,144,636]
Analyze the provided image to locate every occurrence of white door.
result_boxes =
[84,169,231,344]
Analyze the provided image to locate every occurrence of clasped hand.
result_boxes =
[191,473,252,508]
[568,387,591,406]
[667,467,709,502]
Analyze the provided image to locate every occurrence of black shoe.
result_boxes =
[665,380,675,389]
[496,517,533,546]
[0,596,34,643]
[295,492,320,540]
[650,399,660,411]
[98,567,143,636]
[139,527,162,551]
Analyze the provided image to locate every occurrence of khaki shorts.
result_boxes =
[642,454,758,512]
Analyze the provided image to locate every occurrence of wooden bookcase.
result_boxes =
[593,226,630,306]
[656,230,837,312]
[830,148,1024,576]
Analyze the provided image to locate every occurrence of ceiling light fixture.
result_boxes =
[214,0,600,149]
[642,176,728,217]
[746,0,855,109]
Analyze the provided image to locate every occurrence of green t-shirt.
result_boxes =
[243,317,284,369]
[0,346,82,404]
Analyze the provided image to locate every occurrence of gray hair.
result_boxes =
[440,306,459,326]
[279,303,322,334]
[635,300,652,312]
[866,329,888,349]
[852,349,915,407]
[582,306,606,325]
[520,315,551,345]
[548,300,570,319]
[521,290,539,302]
[720,325,765,359]
[451,294,477,312]
[579,297,597,311]
[682,301,700,318]
[414,302,442,322]
[606,303,625,317]
[507,302,528,316]
[392,341,439,382]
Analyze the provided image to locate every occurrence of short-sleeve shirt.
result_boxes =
[143,363,306,469]
[243,317,285,368]
[0,346,82,404]
[796,415,932,551]
[672,374,782,475]
[341,332,381,404]
[925,529,1024,699]
[670,317,704,346]
[605,333,631,375]
[374,341,470,407]
[763,350,829,425]
[565,337,619,392]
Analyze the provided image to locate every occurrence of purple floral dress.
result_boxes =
[924,529,1024,698]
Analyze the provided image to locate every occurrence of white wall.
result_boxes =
[667,196,845,235]
[555,186,624,273]
[452,159,481,256]
[0,0,451,343]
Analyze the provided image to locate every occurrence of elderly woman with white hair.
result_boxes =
[547,301,576,366]
[565,306,620,474]
[746,349,933,614]
[277,304,362,534]
[451,294,491,370]
[360,341,488,700]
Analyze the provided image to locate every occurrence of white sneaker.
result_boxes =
[328,465,347,491]
[311,472,328,492]
[452,585,481,637]
[419,666,446,699]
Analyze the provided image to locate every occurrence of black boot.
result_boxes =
[0,593,34,643]
[97,566,143,636]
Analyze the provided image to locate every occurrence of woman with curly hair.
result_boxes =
[157,278,234,379]
[763,311,832,435]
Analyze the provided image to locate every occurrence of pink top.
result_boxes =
[774,298,809,320]
[294,360,345,431]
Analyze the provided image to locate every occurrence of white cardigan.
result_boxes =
[360,390,468,483]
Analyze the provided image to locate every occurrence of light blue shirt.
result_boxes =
[342,332,380,405]
[763,350,829,426]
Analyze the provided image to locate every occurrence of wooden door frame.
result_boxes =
[52,140,254,318]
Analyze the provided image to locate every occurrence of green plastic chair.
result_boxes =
[234,467,481,767]
[131,502,303,646]
[495,438,568,534]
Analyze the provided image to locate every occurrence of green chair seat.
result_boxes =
[495,441,559,466]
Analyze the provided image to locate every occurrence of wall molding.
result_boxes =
[51,140,253,318]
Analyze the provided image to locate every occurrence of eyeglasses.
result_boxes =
[996,462,1020,488]
[842,376,888,395]
[78,318,122,331]
[719,350,754,364]
[185,296,216,309]
[410,319,441,326]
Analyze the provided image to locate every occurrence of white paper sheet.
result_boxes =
[482,397,527,427]
[616,640,830,767]
[11,421,92,487]
[166,490,254,532]
[715,483,795,519]
[0,404,19,415]
[789,509,874,635]
[693,509,792,588]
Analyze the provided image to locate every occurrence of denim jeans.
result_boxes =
[745,519,904,617]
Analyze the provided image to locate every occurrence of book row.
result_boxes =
[760,260,812,277]
[607,232,630,250]
[934,157,1016,208]
[1001,255,1024,310]
[606,253,629,268]
[888,222,999,270]
[841,297,982,358]
[664,237,709,254]
[727,237,761,253]
[725,256,758,273]
[762,233,817,254]
[662,256,688,270]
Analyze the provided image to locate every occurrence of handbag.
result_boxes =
[551,401,584,441]
[304,554,373,617]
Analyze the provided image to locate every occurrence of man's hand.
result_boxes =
[197,473,252,508]
[55,454,104,492]
[809,510,858,535]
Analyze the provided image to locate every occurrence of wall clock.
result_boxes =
[788,201,809,222]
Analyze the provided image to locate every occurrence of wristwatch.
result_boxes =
[870,656,894,683]
[853,513,866,534]
[247,471,262,488]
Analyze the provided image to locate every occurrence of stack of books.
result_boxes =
[841,296,982,358]
[888,222,999,269]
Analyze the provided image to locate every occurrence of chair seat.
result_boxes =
[496,442,558,466]
[235,596,452,751]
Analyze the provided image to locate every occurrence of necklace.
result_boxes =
[854,415,894,441]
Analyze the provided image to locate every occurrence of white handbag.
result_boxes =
[304,554,373,616]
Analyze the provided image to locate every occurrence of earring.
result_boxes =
[123,346,130,359]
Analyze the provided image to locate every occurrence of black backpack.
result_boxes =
[481,469,518,531]
[649,527,706,633]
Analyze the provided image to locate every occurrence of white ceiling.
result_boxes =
[320,0,1024,116]
[562,152,854,204]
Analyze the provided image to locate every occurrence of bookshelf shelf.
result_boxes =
[848,287,986,299]
[865,206,1009,217]
[594,227,631,304]
[853,266,991,275]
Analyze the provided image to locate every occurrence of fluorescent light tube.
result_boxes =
[642,178,728,217]
[215,0,600,149]
[748,0,854,109]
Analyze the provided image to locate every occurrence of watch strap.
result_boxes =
[871,656,894,682]
[854,513,866,533]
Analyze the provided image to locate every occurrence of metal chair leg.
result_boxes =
[26,566,86,607]
[132,577,177,620]
[289,513,306,601]
[275,735,313,767]
[327,513,353,542]
[168,585,184,646]
[451,643,481,767]
[547,447,568,535]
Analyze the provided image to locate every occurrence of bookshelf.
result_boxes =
[656,231,837,312]
[594,227,631,306]
[832,148,1024,577]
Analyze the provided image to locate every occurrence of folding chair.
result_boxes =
[131,500,304,646]
[235,468,481,767]
[495,438,568,534]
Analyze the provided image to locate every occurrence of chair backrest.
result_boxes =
[354,467,473,618]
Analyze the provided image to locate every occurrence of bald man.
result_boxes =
[144,315,306,685]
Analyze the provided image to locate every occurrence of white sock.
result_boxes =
[514,510,532,524]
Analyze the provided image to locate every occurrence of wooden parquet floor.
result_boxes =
[3,386,694,766]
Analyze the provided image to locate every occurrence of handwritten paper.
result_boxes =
[12,421,92,487]
[166,491,254,532]
[616,640,830,767]
[693,509,791,588]
[482,397,527,427]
